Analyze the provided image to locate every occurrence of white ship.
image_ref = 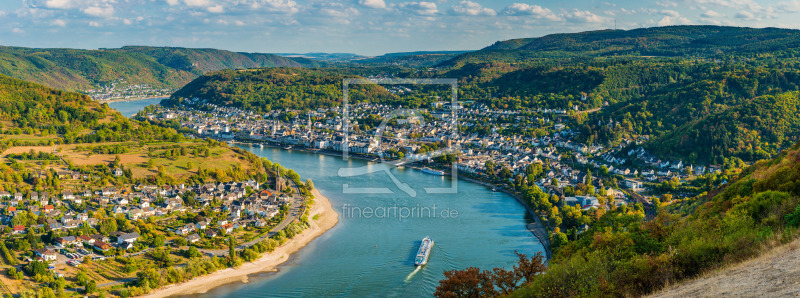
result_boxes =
[421,167,445,176]
[415,236,434,266]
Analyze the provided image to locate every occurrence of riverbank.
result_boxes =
[96,96,167,104]
[456,175,552,261]
[141,188,339,298]
[236,141,552,261]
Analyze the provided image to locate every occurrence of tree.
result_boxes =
[76,271,89,286]
[85,280,97,294]
[186,246,201,259]
[100,218,117,235]
[228,236,236,260]
[435,252,546,297]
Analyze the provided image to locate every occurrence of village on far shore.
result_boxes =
[147,97,721,216]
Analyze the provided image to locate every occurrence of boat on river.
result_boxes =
[414,236,434,266]
[421,167,445,176]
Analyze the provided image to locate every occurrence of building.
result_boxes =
[117,232,140,247]
[186,233,201,243]
[35,248,57,261]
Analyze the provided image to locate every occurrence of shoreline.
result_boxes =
[96,96,167,104]
[240,141,552,260]
[140,188,339,297]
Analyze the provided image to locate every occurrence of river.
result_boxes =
[110,98,545,297]
[107,97,164,117]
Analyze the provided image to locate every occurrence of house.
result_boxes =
[54,236,79,247]
[79,235,95,245]
[12,225,25,234]
[220,223,234,234]
[204,229,218,238]
[35,248,57,261]
[117,232,140,246]
[93,241,112,251]
[186,233,201,243]
[624,179,643,191]
[114,168,124,177]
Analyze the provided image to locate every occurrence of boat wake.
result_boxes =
[404,266,422,282]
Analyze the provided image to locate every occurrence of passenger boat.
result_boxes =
[421,167,445,176]
[415,236,434,266]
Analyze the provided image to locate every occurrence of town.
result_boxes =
[84,80,173,102]
[146,97,722,215]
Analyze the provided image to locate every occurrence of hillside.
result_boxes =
[0,73,275,188]
[0,45,320,92]
[157,26,800,164]
[430,26,800,164]
[0,73,180,147]
[441,26,800,66]
[651,237,800,297]
[504,141,800,297]
[166,67,399,112]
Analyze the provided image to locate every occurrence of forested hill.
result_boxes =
[0,45,321,91]
[166,68,398,112]
[442,26,800,66]
[0,74,180,146]
[509,140,800,297]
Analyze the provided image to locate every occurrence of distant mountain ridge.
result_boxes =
[0,45,322,92]
[441,26,800,66]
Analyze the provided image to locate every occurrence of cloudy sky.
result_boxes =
[1,0,799,55]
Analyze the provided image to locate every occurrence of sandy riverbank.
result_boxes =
[141,188,339,297]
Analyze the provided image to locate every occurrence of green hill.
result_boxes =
[166,67,398,112]
[501,141,800,297]
[440,26,800,66]
[0,73,180,147]
[0,45,320,92]
[163,26,800,164]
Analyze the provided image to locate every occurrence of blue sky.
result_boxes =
[1,0,799,55]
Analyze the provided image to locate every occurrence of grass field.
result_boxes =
[1,137,256,182]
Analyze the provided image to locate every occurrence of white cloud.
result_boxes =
[702,10,723,17]
[45,0,73,9]
[777,0,800,13]
[502,3,559,20]
[658,15,691,26]
[359,0,386,9]
[165,0,180,5]
[656,0,678,7]
[397,2,438,15]
[207,5,224,13]
[52,19,67,26]
[82,6,114,18]
[249,0,300,13]
[451,1,496,16]
[183,0,210,8]
[12,27,24,33]
[564,9,607,23]
[88,20,101,26]
[319,7,360,18]
[661,10,680,17]
[735,10,755,19]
